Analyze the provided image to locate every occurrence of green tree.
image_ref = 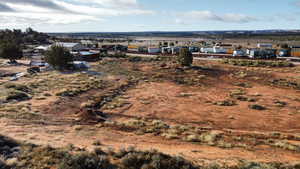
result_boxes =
[45,45,73,70]
[0,42,23,62]
[177,48,193,67]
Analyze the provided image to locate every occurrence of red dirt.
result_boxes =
[1,59,300,165]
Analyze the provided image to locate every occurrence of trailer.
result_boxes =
[213,47,227,54]
[248,49,276,59]
[233,50,246,57]
[201,47,214,53]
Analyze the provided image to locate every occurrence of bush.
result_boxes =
[4,83,31,93]
[58,153,113,169]
[45,45,74,70]
[6,90,31,101]
[214,100,236,106]
[177,48,193,67]
[119,149,197,169]
[0,135,20,162]
[222,59,294,68]
[249,104,266,110]
[0,42,23,62]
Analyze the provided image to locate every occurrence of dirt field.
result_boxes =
[1,57,300,167]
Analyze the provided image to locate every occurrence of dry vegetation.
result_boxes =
[0,56,300,167]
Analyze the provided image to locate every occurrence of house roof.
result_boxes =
[35,45,51,50]
[56,42,79,48]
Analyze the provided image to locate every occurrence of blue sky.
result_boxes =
[0,0,299,32]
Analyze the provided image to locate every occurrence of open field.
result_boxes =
[1,57,300,167]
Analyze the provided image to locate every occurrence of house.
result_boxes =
[171,47,181,54]
[73,51,100,61]
[128,45,147,53]
[257,43,273,48]
[201,47,214,53]
[188,46,199,52]
[233,50,246,57]
[248,49,276,59]
[128,45,140,52]
[55,42,85,52]
[161,47,172,54]
[290,46,300,57]
[35,45,51,52]
[148,47,161,54]
[213,47,227,54]
[277,49,290,57]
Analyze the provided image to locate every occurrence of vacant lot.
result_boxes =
[0,57,300,167]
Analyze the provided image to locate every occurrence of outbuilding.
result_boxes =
[55,42,85,52]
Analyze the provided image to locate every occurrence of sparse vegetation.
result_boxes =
[214,100,236,106]
[248,104,266,110]
[222,59,294,67]
[1,50,300,167]
[270,79,300,90]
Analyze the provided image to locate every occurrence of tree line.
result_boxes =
[0,28,49,62]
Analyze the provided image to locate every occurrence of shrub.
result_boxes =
[222,59,294,68]
[0,135,20,159]
[249,104,266,110]
[58,153,113,169]
[119,149,197,169]
[177,48,193,67]
[270,79,300,90]
[4,83,31,93]
[45,45,74,70]
[0,42,23,62]
[214,100,236,106]
[6,90,31,101]
[274,100,287,107]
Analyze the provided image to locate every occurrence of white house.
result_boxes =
[148,47,161,54]
[55,42,85,51]
[35,45,51,52]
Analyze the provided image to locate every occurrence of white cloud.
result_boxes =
[72,0,139,8]
[0,0,154,26]
[176,10,257,24]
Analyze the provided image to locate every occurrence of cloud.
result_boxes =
[0,3,14,12]
[180,10,257,23]
[0,0,154,26]
[72,0,139,8]
[1,0,67,11]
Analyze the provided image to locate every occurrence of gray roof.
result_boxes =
[56,42,79,48]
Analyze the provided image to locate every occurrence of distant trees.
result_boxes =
[177,48,193,67]
[0,28,49,62]
[45,45,73,70]
[0,42,23,63]
[0,27,49,45]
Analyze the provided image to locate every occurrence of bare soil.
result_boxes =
[1,58,300,166]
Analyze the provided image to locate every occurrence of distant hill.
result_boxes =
[48,29,300,40]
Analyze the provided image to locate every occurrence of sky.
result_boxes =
[0,0,299,32]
